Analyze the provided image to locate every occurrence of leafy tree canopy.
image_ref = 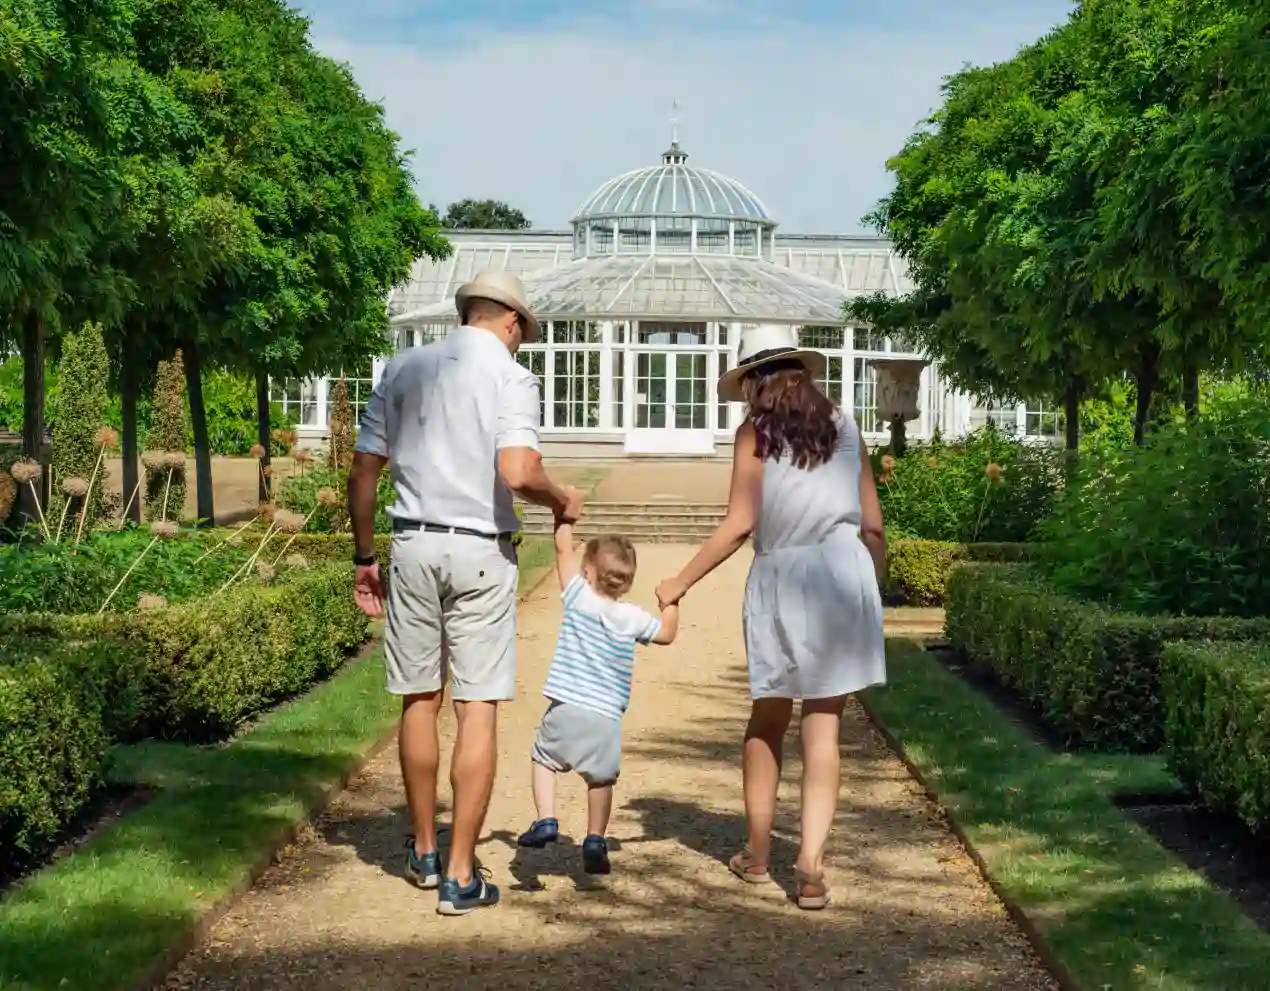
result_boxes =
[433,198,531,230]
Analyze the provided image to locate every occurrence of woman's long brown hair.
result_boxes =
[741,359,839,469]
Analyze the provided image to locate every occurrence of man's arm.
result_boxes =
[495,369,583,521]
[348,376,390,617]
[348,450,387,560]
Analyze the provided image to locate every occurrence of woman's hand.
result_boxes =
[656,576,689,610]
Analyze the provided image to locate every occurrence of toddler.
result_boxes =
[517,524,678,873]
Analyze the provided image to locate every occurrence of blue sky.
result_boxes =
[302,0,1075,233]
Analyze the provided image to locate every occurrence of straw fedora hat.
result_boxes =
[454,269,542,344]
[717,325,827,403]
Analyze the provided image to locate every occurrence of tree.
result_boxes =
[48,322,111,533]
[326,377,355,471]
[145,353,187,521]
[435,198,531,230]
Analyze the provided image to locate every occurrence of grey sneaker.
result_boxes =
[404,840,441,890]
[436,868,500,916]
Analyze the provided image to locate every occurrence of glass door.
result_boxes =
[626,350,716,454]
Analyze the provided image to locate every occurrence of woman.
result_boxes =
[655,324,886,910]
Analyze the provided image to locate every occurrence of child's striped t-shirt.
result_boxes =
[542,575,662,721]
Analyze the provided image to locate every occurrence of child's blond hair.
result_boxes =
[583,535,637,598]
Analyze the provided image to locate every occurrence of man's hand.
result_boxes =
[354,562,386,617]
[556,485,586,524]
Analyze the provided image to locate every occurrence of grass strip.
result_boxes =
[861,641,1270,991]
[0,537,554,991]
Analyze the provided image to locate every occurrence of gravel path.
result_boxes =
[163,545,1056,991]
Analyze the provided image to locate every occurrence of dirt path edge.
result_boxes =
[855,659,1082,991]
[135,561,561,991]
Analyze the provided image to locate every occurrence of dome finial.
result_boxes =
[662,99,688,165]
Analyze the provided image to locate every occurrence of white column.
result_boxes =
[371,357,387,386]
[599,321,614,429]
[728,222,735,255]
[314,376,330,429]
[543,321,555,430]
[1014,401,1027,437]
[706,348,719,432]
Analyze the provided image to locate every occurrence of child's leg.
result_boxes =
[531,759,558,821]
[586,783,614,838]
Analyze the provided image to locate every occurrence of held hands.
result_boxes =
[557,485,586,525]
[655,576,689,611]
[353,563,385,618]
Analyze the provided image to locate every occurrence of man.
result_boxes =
[348,270,584,916]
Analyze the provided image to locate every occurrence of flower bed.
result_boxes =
[945,563,1270,751]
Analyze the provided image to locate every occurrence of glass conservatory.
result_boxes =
[279,141,1058,456]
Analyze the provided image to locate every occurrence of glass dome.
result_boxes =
[571,143,776,260]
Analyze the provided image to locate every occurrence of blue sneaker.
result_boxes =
[437,868,500,916]
[582,834,611,875]
[517,817,559,848]
[404,839,441,890]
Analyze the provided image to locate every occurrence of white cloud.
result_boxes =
[315,11,1069,233]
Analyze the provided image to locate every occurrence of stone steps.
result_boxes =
[517,500,727,540]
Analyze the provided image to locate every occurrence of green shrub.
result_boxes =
[144,354,189,521]
[1,562,369,742]
[875,425,1063,542]
[48,322,112,533]
[326,377,355,471]
[1163,641,1270,831]
[945,563,1270,751]
[0,653,111,863]
[1038,391,1270,617]
[883,540,1033,606]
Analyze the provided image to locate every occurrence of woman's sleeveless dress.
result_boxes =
[743,414,886,700]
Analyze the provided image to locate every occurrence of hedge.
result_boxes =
[0,561,370,742]
[945,563,1270,751]
[883,540,1032,607]
[0,651,111,864]
[1163,641,1270,831]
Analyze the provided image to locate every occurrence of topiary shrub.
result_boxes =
[0,653,111,867]
[145,352,189,521]
[945,563,1270,752]
[326,377,355,472]
[884,540,967,606]
[48,322,111,535]
[1162,641,1270,831]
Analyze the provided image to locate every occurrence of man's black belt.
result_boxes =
[392,519,514,541]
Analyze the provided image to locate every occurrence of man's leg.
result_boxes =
[400,690,443,858]
[436,534,518,914]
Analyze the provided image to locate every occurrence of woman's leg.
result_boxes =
[796,695,847,879]
[742,697,794,867]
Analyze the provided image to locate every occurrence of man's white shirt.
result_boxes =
[355,325,541,535]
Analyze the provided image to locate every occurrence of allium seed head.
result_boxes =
[0,471,16,520]
[249,443,266,459]
[291,446,313,464]
[255,562,278,582]
[262,465,273,477]
[274,509,305,534]
[150,520,180,540]
[986,462,1004,482]
[137,594,168,611]
[11,459,42,485]
[162,452,186,470]
[259,502,277,520]
[141,450,166,471]
[62,476,90,497]
[284,553,309,569]
[94,426,119,450]
[316,487,339,507]
[881,454,896,473]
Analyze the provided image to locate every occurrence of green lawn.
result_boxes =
[862,641,1270,991]
[0,536,553,991]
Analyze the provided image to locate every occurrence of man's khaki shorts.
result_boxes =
[384,528,519,701]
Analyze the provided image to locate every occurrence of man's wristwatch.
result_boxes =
[353,551,377,567]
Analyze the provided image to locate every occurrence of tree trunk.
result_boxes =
[1181,360,1200,421]
[1133,346,1161,446]
[1063,385,1080,451]
[182,341,215,528]
[120,356,141,524]
[256,370,271,504]
[19,309,46,525]
[888,417,908,458]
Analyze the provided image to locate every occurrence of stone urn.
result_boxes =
[868,357,929,457]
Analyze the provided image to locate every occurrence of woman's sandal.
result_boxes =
[728,850,771,884]
[794,867,830,910]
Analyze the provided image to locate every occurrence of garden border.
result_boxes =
[131,544,559,990]
[857,640,1081,991]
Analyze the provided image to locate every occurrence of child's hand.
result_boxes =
[656,576,688,610]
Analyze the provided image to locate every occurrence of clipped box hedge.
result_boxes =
[945,563,1270,751]
[1,561,370,743]
[0,650,112,864]
[1163,641,1270,831]
[883,540,1032,607]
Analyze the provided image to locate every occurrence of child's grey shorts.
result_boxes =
[530,700,621,786]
